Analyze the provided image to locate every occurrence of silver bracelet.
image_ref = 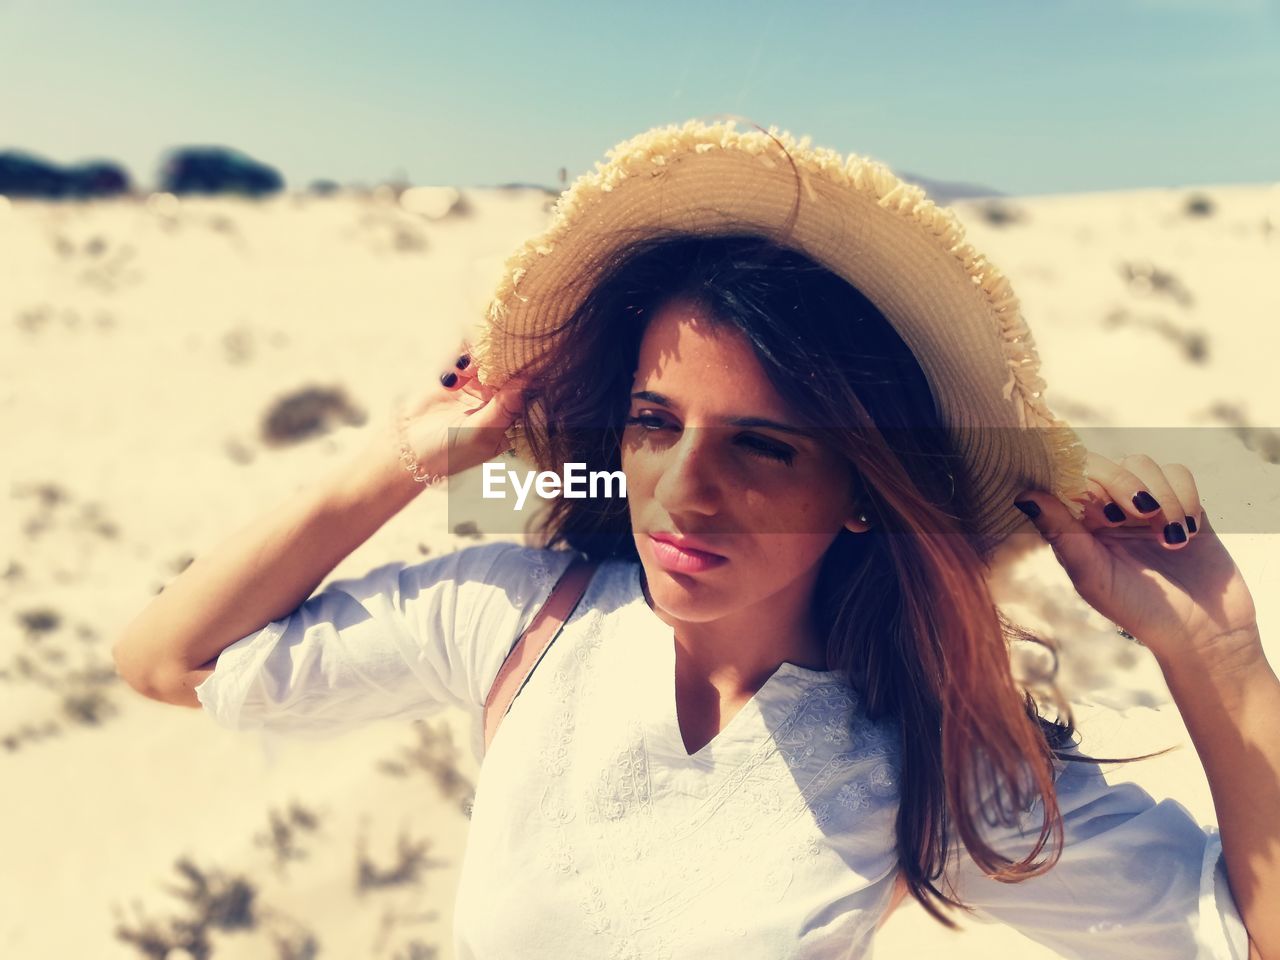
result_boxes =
[393,395,445,486]
[1116,626,1143,646]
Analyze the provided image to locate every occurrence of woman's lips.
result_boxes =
[648,534,728,574]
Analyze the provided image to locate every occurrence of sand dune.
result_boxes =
[3,180,1276,958]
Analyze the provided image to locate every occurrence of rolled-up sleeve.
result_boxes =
[943,745,1249,959]
[193,542,577,744]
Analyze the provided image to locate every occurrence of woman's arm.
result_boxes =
[1156,626,1279,960]
[1014,449,1273,956]
[111,352,527,708]
[110,420,423,707]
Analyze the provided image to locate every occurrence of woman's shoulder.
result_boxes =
[442,541,634,584]
[408,543,638,632]
[439,539,574,576]
[410,540,574,603]
[423,541,632,601]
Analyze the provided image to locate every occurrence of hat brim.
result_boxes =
[474,120,1088,558]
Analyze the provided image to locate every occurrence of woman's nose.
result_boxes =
[652,426,723,517]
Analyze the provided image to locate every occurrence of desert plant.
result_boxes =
[1184,192,1214,217]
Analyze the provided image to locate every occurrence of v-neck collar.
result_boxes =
[624,562,839,764]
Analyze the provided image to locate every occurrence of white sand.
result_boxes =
[3,181,1276,958]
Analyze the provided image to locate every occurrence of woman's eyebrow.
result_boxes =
[629,390,816,438]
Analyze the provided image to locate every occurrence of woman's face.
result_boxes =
[622,296,863,624]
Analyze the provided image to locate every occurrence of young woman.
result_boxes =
[113,121,1275,959]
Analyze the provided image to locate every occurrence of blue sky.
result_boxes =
[2,0,1276,195]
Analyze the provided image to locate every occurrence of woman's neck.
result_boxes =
[638,564,830,698]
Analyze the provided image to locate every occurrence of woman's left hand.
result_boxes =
[1013,450,1259,665]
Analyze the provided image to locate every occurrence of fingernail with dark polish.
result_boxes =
[440,371,458,387]
[1132,490,1160,513]
[1185,515,1197,534]
[1014,500,1040,519]
[1164,522,1187,545]
[1103,502,1126,523]
[456,354,470,370]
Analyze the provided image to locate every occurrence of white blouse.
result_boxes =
[195,542,1250,959]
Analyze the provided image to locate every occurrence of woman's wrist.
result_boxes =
[391,392,448,486]
[1155,624,1267,708]
[322,408,444,518]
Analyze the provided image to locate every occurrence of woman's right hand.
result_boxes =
[393,346,530,483]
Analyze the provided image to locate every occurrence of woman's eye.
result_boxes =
[623,415,794,466]
[737,435,795,465]
[623,413,669,431]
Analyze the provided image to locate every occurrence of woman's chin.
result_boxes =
[642,562,728,620]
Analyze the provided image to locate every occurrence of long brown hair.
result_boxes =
[496,231,1167,927]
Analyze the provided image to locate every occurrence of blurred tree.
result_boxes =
[160,146,284,198]
[0,151,132,199]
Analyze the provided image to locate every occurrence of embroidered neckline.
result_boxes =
[467,557,900,958]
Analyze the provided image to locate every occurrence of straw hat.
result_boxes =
[471,118,1089,559]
